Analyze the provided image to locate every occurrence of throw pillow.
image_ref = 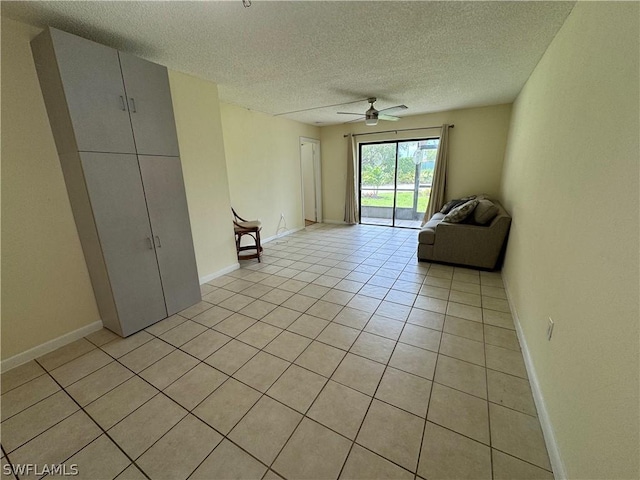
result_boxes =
[443,199,479,223]
[473,199,499,225]
[439,200,457,215]
[439,195,476,214]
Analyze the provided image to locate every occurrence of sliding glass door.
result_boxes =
[359,138,439,228]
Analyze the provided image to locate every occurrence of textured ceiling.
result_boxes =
[3,1,575,125]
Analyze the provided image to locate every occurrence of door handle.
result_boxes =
[146,237,154,249]
[154,235,162,248]
[119,95,127,111]
[129,97,137,113]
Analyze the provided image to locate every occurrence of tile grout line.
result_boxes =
[184,302,356,480]
[81,331,283,480]
[60,334,233,478]
[5,225,533,479]
[19,279,505,423]
[12,274,502,468]
[200,260,540,474]
[414,261,445,480]
[175,316,338,477]
[334,279,431,479]
[32,357,153,480]
[1,367,128,455]
[481,274,495,480]
[257,293,359,477]
[225,243,426,477]
[198,306,346,479]
[1,444,17,480]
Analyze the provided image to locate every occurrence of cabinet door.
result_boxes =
[49,29,136,154]
[139,156,200,315]
[119,52,180,157]
[81,153,167,334]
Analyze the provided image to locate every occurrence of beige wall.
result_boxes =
[1,18,101,360]
[500,2,639,479]
[320,104,512,222]
[168,71,238,279]
[1,18,237,361]
[220,103,320,237]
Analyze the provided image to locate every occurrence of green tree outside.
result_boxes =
[361,143,395,194]
[360,141,438,210]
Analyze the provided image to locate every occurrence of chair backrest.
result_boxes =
[231,208,262,232]
[231,207,248,224]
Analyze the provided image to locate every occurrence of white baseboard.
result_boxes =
[1,320,103,373]
[322,219,346,225]
[199,262,240,284]
[502,276,566,480]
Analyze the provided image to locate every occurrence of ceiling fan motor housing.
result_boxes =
[336,96,404,125]
[365,97,379,124]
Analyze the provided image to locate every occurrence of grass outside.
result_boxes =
[361,190,431,212]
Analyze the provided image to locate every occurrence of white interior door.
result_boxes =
[301,142,316,222]
[312,142,322,222]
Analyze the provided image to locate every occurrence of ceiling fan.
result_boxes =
[337,97,408,126]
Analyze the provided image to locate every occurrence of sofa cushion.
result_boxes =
[443,199,479,223]
[439,195,476,214]
[473,199,499,225]
[418,216,444,245]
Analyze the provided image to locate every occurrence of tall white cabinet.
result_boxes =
[32,27,201,336]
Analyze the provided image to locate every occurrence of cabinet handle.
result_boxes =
[119,95,127,111]
[154,235,162,248]
[146,237,154,249]
[129,97,137,113]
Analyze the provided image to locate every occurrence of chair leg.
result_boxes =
[256,229,262,262]
[235,228,262,262]
[235,232,242,256]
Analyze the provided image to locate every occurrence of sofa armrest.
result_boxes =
[433,217,511,269]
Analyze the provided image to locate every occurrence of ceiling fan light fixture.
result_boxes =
[365,101,379,126]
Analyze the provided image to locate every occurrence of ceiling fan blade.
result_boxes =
[337,111,365,115]
[378,114,400,121]
[378,105,408,114]
[344,117,364,124]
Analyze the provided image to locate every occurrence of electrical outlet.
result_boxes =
[546,317,554,341]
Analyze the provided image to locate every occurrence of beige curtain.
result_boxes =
[422,124,451,225]
[344,134,358,224]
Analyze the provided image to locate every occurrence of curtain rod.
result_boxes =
[343,125,454,138]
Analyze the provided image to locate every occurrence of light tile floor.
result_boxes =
[1,223,553,480]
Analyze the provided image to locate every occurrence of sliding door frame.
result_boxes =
[358,137,437,230]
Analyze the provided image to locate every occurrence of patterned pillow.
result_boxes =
[443,199,479,223]
[439,195,477,214]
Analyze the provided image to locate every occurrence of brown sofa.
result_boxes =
[417,199,511,270]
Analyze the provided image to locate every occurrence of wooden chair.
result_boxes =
[232,208,263,262]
